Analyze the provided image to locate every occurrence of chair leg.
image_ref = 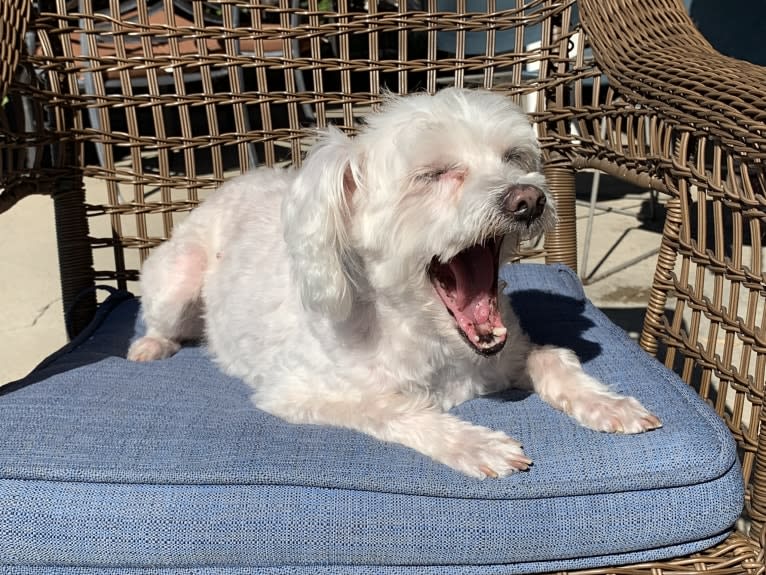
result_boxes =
[53,172,97,339]
[639,196,681,356]
[543,163,578,271]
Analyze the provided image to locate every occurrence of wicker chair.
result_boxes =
[0,0,763,572]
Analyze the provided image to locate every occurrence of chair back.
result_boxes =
[2,0,582,333]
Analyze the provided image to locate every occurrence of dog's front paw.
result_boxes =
[569,394,662,435]
[527,346,661,435]
[436,422,532,479]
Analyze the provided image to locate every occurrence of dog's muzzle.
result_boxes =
[505,184,547,223]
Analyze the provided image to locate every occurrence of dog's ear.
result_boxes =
[283,126,359,321]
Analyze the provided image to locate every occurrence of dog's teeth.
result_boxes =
[472,335,481,343]
[492,327,507,337]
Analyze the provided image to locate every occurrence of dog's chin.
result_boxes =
[428,238,508,357]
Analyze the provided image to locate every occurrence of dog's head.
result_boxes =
[283,88,556,355]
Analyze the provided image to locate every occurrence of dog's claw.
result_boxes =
[479,465,499,479]
[644,415,662,430]
[508,455,532,471]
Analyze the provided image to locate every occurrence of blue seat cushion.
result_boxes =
[0,264,743,573]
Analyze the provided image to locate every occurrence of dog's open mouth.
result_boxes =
[428,239,507,356]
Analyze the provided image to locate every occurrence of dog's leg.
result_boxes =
[526,345,661,433]
[127,241,207,362]
[258,389,531,479]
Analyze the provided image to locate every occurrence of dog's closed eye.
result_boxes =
[502,149,523,164]
[503,148,539,172]
[415,164,465,183]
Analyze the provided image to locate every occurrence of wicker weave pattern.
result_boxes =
[0,0,29,98]
[17,0,578,287]
[0,0,33,214]
[561,2,766,560]
[0,0,764,573]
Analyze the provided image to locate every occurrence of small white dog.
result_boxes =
[128,88,660,478]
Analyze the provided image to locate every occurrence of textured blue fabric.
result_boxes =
[0,264,743,572]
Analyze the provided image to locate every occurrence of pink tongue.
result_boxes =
[451,246,495,315]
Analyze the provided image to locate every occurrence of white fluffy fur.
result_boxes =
[128,88,661,479]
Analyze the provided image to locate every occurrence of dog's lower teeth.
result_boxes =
[492,327,507,337]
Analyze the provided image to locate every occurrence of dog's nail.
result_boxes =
[514,456,533,467]
[608,418,624,433]
[645,415,663,429]
[479,465,499,479]
[508,454,532,469]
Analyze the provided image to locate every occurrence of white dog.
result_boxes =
[128,88,661,478]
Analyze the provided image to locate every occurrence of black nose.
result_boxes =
[506,185,546,222]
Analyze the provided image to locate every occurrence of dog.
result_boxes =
[128,88,661,479]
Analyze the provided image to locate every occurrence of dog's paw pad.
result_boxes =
[127,336,180,362]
